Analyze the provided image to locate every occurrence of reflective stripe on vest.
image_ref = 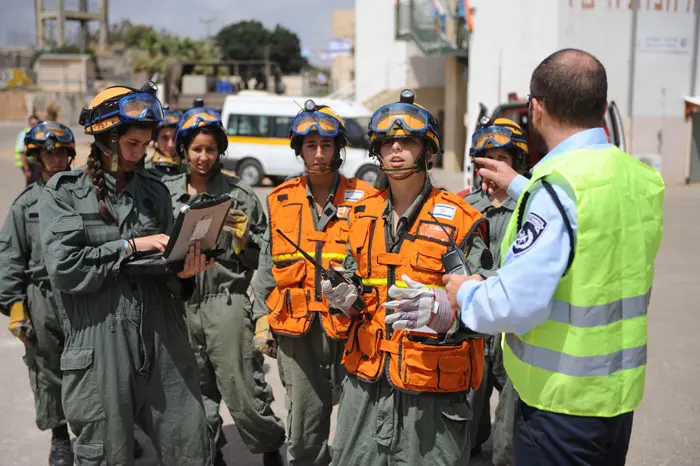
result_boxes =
[505,334,646,378]
[361,278,445,290]
[272,252,346,262]
[500,145,664,417]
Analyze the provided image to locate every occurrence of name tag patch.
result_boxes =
[432,204,456,220]
[513,212,547,255]
[344,190,364,202]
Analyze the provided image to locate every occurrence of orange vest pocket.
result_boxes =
[343,320,386,382]
[287,288,309,319]
[389,338,474,393]
[271,260,306,289]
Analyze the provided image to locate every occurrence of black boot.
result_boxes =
[263,449,285,466]
[49,437,74,466]
[134,439,144,458]
[213,449,227,466]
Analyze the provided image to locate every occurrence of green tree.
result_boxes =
[215,21,308,74]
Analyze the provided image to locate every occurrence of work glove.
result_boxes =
[8,302,35,343]
[383,274,456,334]
[254,315,277,358]
[222,209,250,255]
[321,278,359,318]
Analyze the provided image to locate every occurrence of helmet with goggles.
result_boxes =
[289,99,347,174]
[79,82,163,135]
[159,106,181,130]
[24,121,76,158]
[470,117,528,171]
[289,99,347,152]
[368,89,442,155]
[174,105,228,157]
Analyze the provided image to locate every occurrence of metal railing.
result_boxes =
[395,0,469,57]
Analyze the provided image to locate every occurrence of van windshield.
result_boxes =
[344,118,370,150]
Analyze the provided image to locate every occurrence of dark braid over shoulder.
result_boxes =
[86,142,115,222]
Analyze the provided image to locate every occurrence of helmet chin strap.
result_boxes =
[377,147,431,180]
[96,133,141,173]
[303,152,342,176]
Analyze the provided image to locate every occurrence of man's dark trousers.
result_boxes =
[513,399,634,466]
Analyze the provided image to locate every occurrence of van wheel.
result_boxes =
[356,165,379,186]
[237,158,264,186]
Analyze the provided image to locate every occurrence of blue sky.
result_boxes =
[1,0,354,64]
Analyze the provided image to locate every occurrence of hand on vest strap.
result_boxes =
[383,275,456,334]
[223,209,250,255]
[321,279,358,317]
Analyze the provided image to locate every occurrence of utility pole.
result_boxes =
[200,17,216,41]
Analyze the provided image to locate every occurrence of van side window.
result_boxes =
[273,116,293,138]
[226,115,271,137]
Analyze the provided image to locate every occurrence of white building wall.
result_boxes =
[355,0,409,103]
[465,0,700,185]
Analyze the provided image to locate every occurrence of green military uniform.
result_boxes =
[330,180,495,466]
[253,174,348,466]
[162,171,285,455]
[0,180,66,431]
[463,188,517,465]
[39,167,212,466]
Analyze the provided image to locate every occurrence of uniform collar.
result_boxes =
[535,127,610,169]
[382,177,433,224]
[305,172,341,204]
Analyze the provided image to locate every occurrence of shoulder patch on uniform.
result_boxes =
[46,168,82,190]
[512,212,548,255]
[277,193,288,202]
[432,203,456,220]
[354,205,366,213]
[344,189,365,202]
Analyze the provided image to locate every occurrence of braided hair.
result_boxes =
[86,140,114,222]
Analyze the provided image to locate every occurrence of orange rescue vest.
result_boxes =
[266,176,376,339]
[343,187,487,393]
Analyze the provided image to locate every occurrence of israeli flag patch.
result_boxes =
[432,204,456,220]
[513,212,547,255]
[344,190,365,202]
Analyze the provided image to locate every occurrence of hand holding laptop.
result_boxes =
[177,242,215,279]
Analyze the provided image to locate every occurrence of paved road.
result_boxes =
[0,129,698,465]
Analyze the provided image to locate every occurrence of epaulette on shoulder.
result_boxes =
[270,176,302,196]
[45,167,83,190]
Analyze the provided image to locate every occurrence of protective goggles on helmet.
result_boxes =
[27,122,74,144]
[161,109,181,127]
[369,103,432,135]
[290,111,342,138]
[82,92,164,130]
[178,107,222,131]
[471,126,527,152]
